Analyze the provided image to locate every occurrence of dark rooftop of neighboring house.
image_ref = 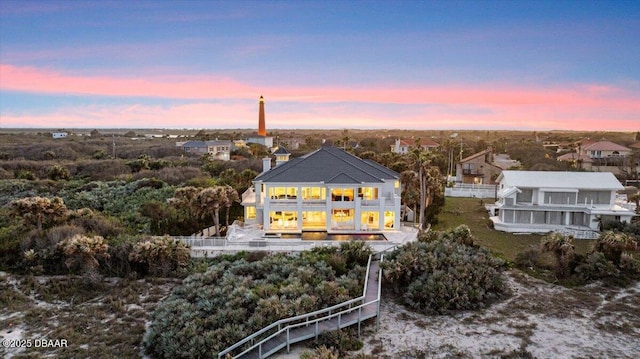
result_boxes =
[273,146,291,155]
[255,146,399,184]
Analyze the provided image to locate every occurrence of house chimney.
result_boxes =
[262,157,271,173]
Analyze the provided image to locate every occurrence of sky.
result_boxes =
[1,0,639,131]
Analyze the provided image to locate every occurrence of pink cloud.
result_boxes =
[1,64,639,131]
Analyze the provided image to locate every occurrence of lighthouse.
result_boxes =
[246,96,274,148]
[258,95,266,136]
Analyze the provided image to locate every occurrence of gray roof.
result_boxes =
[498,170,623,190]
[182,140,232,147]
[255,146,399,184]
[273,146,291,155]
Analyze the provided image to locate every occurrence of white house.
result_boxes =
[241,146,401,236]
[178,140,232,161]
[489,171,635,238]
[391,138,439,154]
[52,132,68,139]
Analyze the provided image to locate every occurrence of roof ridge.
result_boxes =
[326,171,361,183]
[324,147,393,179]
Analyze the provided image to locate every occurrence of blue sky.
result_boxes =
[1,0,639,130]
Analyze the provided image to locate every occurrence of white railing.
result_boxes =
[445,183,497,199]
[174,236,227,247]
[217,254,383,359]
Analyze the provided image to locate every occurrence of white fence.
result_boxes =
[445,183,497,199]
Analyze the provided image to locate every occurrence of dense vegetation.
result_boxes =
[516,231,640,286]
[382,225,508,314]
[145,241,372,358]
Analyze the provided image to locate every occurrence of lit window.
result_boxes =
[302,187,326,200]
[384,211,395,229]
[331,188,354,201]
[269,211,298,230]
[246,206,256,219]
[358,187,379,200]
[360,211,379,230]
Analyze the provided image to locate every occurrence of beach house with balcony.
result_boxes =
[241,146,401,236]
[489,170,635,238]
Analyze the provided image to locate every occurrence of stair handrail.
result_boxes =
[217,254,374,359]
[229,255,384,359]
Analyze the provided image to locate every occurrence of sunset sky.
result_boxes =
[1,0,639,131]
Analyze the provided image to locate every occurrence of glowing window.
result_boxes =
[384,211,395,229]
[358,187,378,200]
[331,188,354,201]
[302,211,326,229]
[302,187,326,200]
[269,211,298,230]
[331,209,354,230]
[360,211,380,230]
[269,187,298,200]
[246,206,256,220]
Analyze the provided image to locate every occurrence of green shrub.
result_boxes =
[383,225,507,314]
[145,252,367,358]
[15,169,36,180]
[48,165,70,180]
[314,328,363,356]
[574,252,619,281]
[128,236,190,277]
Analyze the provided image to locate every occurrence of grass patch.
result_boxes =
[433,197,594,262]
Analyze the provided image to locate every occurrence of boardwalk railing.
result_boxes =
[173,236,227,247]
[218,254,384,359]
[445,183,497,199]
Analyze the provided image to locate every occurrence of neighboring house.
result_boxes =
[489,171,635,237]
[557,140,633,174]
[272,146,291,166]
[455,148,519,185]
[52,132,68,139]
[247,135,274,148]
[241,146,401,235]
[391,138,439,154]
[178,140,232,161]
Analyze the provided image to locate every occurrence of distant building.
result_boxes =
[178,140,232,160]
[455,148,519,185]
[391,138,439,154]
[557,140,635,175]
[52,132,68,139]
[489,171,635,238]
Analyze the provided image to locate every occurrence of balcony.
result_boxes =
[462,169,483,176]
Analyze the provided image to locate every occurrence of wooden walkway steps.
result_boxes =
[219,257,383,359]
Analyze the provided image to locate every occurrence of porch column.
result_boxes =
[326,186,332,232]
[297,186,303,230]
[354,192,361,231]
[263,184,270,230]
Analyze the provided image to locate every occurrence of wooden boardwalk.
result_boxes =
[230,260,381,359]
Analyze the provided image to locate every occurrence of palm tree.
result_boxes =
[198,186,228,237]
[222,186,240,228]
[11,196,68,231]
[541,232,575,278]
[594,231,638,265]
[408,149,445,230]
[400,170,419,223]
[169,186,199,216]
[57,234,110,282]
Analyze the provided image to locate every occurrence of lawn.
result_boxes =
[432,197,595,262]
